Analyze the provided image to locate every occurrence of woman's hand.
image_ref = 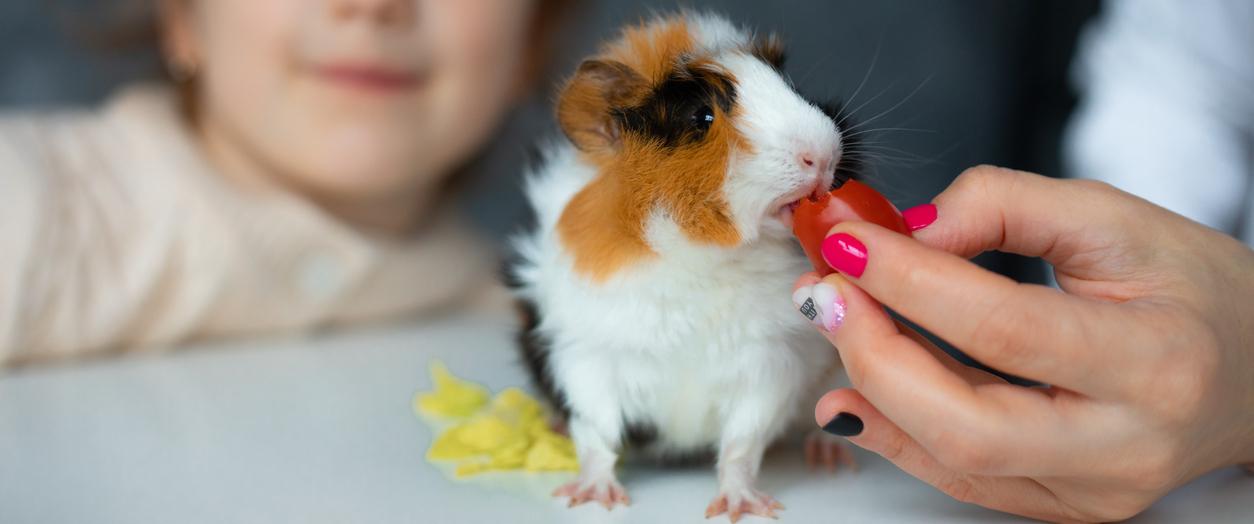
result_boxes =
[792,166,1254,522]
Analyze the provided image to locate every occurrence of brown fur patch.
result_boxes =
[557,60,647,153]
[556,15,753,283]
[603,18,696,84]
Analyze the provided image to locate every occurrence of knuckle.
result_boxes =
[957,164,1007,181]
[1071,179,1136,219]
[1069,178,1118,195]
[1147,318,1220,423]
[952,165,1007,197]
[928,428,999,474]
[878,429,910,462]
[1120,439,1184,493]
[839,348,870,387]
[1087,494,1156,522]
[965,293,1030,367]
[936,475,980,505]
[898,258,933,295]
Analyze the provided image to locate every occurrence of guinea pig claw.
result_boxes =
[706,489,782,522]
[554,476,629,510]
[705,496,728,518]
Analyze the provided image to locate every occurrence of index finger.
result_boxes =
[822,220,1152,395]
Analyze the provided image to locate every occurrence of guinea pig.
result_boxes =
[507,11,862,521]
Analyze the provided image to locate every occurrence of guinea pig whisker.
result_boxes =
[839,127,938,141]
[836,40,882,119]
[835,78,899,130]
[848,146,938,167]
[794,52,831,89]
[854,142,935,157]
[842,75,934,133]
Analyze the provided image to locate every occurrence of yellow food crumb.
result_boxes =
[414,361,490,418]
[415,361,578,477]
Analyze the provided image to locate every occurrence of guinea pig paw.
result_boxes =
[804,429,858,473]
[704,488,783,522]
[553,474,630,510]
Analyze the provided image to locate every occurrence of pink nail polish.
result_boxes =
[902,203,937,232]
[811,282,846,331]
[821,233,868,277]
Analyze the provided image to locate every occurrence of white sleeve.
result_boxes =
[1064,0,1254,237]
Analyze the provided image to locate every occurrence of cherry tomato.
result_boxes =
[792,180,910,275]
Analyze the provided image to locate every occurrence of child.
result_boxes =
[0,0,568,366]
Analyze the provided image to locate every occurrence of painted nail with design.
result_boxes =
[792,282,846,332]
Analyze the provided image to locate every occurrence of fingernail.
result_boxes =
[822,412,864,437]
[791,282,846,332]
[820,233,868,277]
[902,203,937,232]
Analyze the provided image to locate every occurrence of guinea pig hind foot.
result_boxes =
[804,429,858,473]
[705,487,784,523]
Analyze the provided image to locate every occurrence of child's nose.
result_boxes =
[331,0,415,26]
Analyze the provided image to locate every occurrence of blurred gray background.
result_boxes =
[0,0,1100,284]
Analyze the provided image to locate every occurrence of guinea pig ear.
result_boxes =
[557,60,646,152]
[750,34,787,72]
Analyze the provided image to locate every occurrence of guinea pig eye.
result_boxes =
[691,105,715,131]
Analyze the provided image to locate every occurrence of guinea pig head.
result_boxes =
[556,13,845,282]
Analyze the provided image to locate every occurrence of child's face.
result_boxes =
[164,0,537,203]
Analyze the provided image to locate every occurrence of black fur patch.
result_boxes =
[650,446,717,467]
[513,298,570,420]
[501,256,571,421]
[750,36,787,72]
[621,421,715,466]
[623,421,659,447]
[613,65,737,149]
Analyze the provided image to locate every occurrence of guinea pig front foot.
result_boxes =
[552,473,629,510]
[705,487,784,522]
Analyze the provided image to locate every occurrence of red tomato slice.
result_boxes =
[792,180,910,275]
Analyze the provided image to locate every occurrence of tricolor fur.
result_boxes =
[508,11,861,516]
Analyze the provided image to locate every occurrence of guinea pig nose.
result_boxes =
[797,151,833,173]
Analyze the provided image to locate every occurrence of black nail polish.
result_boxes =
[822,412,863,437]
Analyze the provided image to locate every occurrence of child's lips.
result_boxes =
[315,63,424,93]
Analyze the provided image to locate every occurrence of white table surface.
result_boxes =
[1,312,1250,523]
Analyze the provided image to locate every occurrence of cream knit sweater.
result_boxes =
[0,85,502,366]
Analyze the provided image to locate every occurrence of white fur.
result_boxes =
[511,12,844,510]
[721,52,842,243]
[687,10,749,52]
